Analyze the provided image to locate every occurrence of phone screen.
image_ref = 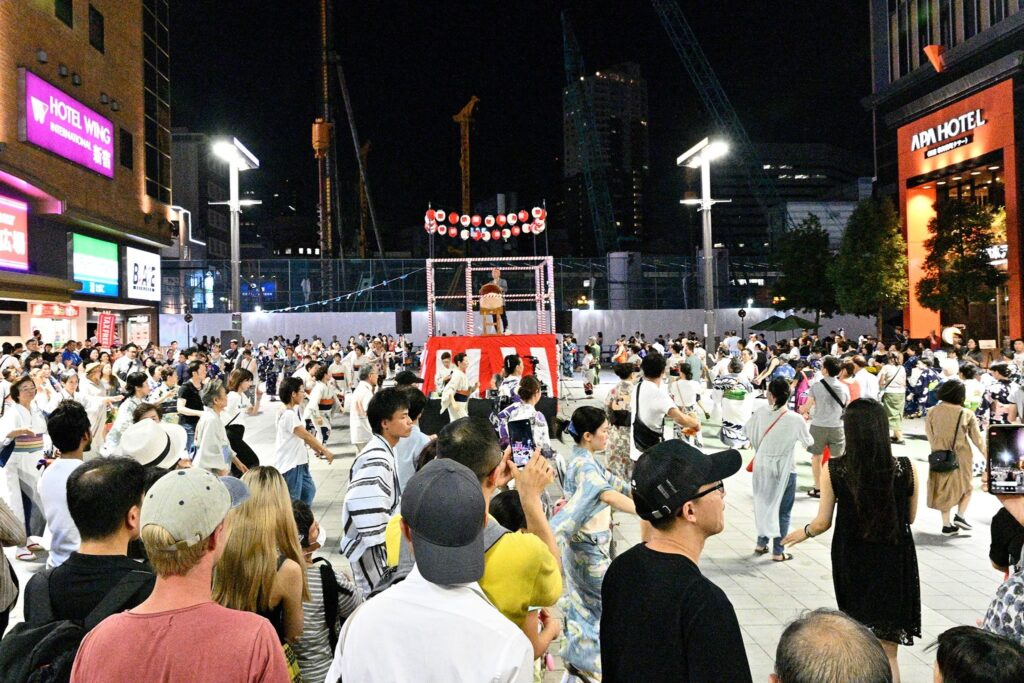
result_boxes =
[507,420,535,468]
[988,424,1024,495]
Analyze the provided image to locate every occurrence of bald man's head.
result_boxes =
[773,609,891,683]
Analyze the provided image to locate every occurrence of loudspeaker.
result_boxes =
[536,396,558,439]
[395,309,412,334]
[420,398,450,436]
[556,310,573,334]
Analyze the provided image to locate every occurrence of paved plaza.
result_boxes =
[5,377,1006,682]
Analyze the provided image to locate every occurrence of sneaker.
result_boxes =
[941,525,959,536]
[953,514,973,531]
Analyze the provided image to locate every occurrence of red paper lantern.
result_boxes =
[471,214,482,227]
[518,210,529,223]
[521,223,531,234]
[472,229,482,241]
[501,228,511,240]
[507,213,518,225]
[511,225,521,236]
[491,229,501,240]
[484,215,495,227]
[539,208,547,220]
[496,214,506,227]
[448,227,458,237]
[531,207,543,219]
[534,222,545,234]
[447,212,458,224]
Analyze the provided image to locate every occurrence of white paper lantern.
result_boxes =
[484,215,495,227]
[460,214,471,227]
[482,230,491,242]
[531,206,543,219]
[501,228,511,240]
[460,229,469,240]
[506,213,518,225]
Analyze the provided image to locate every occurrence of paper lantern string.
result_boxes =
[261,268,425,313]
[424,207,546,241]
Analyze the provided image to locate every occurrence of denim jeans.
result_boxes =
[181,421,196,457]
[758,472,797,555]
[282,464,316,505]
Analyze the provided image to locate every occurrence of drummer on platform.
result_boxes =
[441,352,476,421]
[490,268,509,332]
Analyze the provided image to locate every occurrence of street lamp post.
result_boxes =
[212,138,260,331]
[678,138,729,355]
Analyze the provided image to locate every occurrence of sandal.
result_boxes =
[753,546,769,555]
[807,488,821,498]
[772,553,794,562]
[16,547,35,561]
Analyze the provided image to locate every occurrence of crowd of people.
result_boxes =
[0,324,1023,682]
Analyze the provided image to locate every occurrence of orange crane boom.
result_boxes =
[452,96,479,215]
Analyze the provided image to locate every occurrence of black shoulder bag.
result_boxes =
[928,412,961,473]
[632,381,664,452]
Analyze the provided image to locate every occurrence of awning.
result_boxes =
[0,271,81,303]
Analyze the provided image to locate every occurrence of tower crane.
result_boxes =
[453,97,479,215]
[357,141,371,258]
[649,0,791,246]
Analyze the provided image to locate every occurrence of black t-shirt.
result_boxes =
[43,553,155,622]
[990,508,1024,570]
[601,544,752,683]
[178,380,203,426]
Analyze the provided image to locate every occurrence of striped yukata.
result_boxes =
[340,434,401,596]
[292,562,362,683]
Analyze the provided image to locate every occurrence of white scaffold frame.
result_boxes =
[425,256,556,337]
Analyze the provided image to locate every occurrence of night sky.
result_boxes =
[170,1,873,253]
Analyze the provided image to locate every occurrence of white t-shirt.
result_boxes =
[275,406,308,474]
[224,391,251,428]
[629,380,676,461]
[38,458,81,568]
[349,381,375,444]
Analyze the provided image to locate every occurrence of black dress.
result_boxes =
[828,456,921,645]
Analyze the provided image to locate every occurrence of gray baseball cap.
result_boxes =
[141,468,250,549]
[400,458,486,585]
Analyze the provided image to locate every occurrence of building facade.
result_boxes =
[702,144,871,257]
[0,0,173,345]
[562,63,649,256]
[868,0,1024,338]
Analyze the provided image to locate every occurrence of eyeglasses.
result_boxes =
[687,481,725,502]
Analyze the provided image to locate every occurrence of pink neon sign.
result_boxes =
[22,71,114,178]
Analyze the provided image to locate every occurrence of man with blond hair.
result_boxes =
[71,469,289,683]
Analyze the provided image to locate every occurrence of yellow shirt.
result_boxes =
[385,514,562,627]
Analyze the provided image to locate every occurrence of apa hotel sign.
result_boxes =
[910,109,987,159]
[18,70,114,178]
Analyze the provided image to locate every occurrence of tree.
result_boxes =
[828,197,908,339]
[916,198,1005,329]
[771,214,838,330]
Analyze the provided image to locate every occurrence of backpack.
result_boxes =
[312,557,355,653]
[0,569,152,683]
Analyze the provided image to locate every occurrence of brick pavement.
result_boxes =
[4,382,1005,682]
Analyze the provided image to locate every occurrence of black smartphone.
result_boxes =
[988,424,1024,495]
[507,419,535,468]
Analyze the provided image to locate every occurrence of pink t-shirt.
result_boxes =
[71,601,289,683]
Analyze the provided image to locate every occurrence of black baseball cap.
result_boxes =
[631,439,742,522]
[394,370,424,386]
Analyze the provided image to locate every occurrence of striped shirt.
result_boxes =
[293,562,362,683]
[340,435,400,595]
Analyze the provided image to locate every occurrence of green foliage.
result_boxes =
[916,199,1005,321]
[772,214,837,327]
[828,197,908,335]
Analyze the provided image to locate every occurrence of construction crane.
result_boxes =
[649,0,791,246]
[357,141,370,258]
[561,12,617,255]
[453,97,479,215]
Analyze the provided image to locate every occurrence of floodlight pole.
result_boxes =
[699,152,715,354]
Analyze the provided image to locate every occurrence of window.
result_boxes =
[142,0,171,204]
[119,129,133,169]
[990,0,1008,23]
[939,0,955,46]
[917,0,932,54]
[88,5,104,52]
[964,0,980,39]
[55,0,73,27]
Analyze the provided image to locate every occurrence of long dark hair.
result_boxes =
[842,398,898,544]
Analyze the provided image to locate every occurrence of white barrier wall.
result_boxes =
[161,309,878,347]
